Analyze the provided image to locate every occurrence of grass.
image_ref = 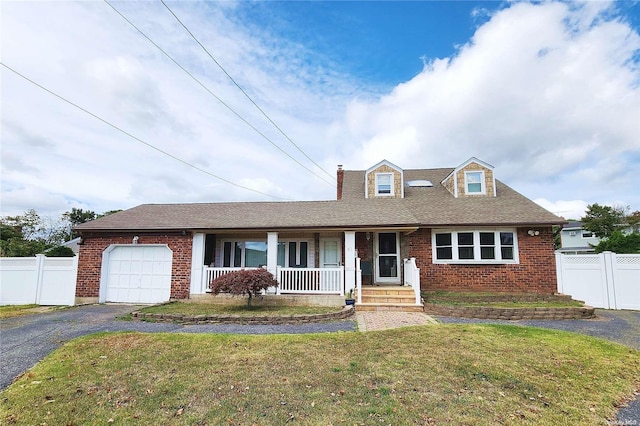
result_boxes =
[137,301,343,317]
[0,304,40,319]
[2,326,638,425]
[423,291,585,308]
[427,300,585,308]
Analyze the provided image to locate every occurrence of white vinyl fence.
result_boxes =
[555,252,640,310]
[0,254,78,306]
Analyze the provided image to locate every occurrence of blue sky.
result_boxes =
[234,1,497,87]
[2,0,639,220]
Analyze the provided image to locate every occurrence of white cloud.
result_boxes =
[1,0,639,221]
[336,1,640,210]
[533,199,589,221]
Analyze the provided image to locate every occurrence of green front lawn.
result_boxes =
[427,300,585,308]
[422,291,585,308]
[138,302,343,317]
[0,304,39,319]
[2,326,638,425]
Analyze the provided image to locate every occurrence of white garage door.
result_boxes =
[104,245,172,303]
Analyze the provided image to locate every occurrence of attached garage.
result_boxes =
[100,244,173,304]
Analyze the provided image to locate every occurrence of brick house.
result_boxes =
[75,157,563,308]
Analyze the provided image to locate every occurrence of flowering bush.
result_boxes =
[209,268,278,306]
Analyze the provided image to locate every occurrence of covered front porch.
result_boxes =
[188,229,422,306]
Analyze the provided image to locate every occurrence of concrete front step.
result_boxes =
[356,303,424,313]
[361,287,415,297]
[358,286,422,312]
[361,296,416,304]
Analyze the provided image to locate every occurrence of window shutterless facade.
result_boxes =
[277,241,309,268]
[464,171,485,195]
[221,241,268,267]
[375,173,393,196]
[220,239,312,268]
[432,229,518,264]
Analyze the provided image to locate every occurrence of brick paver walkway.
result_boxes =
[355,311,439,331]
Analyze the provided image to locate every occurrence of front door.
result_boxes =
[320,238,341,268]
[375,232,401,284]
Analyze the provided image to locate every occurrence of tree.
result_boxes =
[627,211,640,232]
[0,210,49,256]
[2,209,44,240]
[594,230,640,254]
[61,208,98,240]
[63,208,98,225]
[0,208,120,257]
[581,204,626,238]
[209,269,278,307]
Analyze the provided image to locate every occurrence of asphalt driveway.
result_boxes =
[0,304,356,390]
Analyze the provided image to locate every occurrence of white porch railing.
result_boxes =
[403,257,422,305]
[204,267,258,292]
[355,257,362,304]
[202,266,345,295]
[277,267,344,294]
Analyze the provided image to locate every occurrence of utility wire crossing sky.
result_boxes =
[1,1,639,220]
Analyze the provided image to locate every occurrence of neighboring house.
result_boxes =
[42,237,81,255]
[59,236,82,255]
[74,157,563,306]
[558,221,599,254]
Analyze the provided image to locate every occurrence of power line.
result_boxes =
[160,0,336,182]
[1,62,286,200]
[104,0,334,186]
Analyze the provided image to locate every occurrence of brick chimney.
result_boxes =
[337,165,344,200]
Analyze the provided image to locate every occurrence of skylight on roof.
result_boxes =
[406,180,433,187]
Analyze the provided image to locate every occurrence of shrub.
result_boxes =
[594,230,640,254]
[209,269,278,306]
[44,246,76,257]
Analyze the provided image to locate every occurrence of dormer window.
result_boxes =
[465,171,485,195]
[376,173,393,196]
[364,160,404,199]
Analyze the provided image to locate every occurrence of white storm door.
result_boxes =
[375,232,400,284]
[320,238,341,268]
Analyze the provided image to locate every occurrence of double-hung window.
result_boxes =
[465,171,485,195]
[433,229,518,264]
[375,173,393,196]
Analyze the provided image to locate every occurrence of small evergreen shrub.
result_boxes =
[209,269,278,306]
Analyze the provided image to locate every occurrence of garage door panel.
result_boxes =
[104,245,172,304]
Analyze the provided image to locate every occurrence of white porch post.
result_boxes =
[344,231,356,297]
[190,233,206,294]
[267,232,279,295]
[267,231,278,270]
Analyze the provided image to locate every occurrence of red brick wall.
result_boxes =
[76,232,193,300]
[408,227,557,294]
[337,166,344,200]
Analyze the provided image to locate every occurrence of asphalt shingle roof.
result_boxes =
[76,167,563,232]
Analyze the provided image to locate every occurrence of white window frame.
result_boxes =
[464,171,486,195]
[581,230,595,239]
[277,239,313,268]
[219,238,313,268]
[432,229,519,264]
[219,239,268,268]
[375,173,394,196]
